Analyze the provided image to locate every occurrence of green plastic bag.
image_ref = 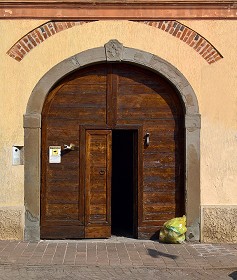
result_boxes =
[159,215,187,244]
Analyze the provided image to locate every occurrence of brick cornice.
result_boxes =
[0,1,237,19]
[0,1,235,3]
[7,20,223,64]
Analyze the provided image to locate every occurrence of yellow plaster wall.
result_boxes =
[0,20,237,238]
[0,20,45,208]
[182,20,237,205]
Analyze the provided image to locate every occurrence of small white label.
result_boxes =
[49,146,61,163]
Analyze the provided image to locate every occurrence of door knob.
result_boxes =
[99,170,105,175]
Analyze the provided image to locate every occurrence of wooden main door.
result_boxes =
[41,63,185,239]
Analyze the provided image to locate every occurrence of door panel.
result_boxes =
[41,63,185,240]
[115,64,184,239]
[41,126,84,239]
[85,130,112,238]
[41,65,107,239]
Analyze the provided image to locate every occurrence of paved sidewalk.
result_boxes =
[0,238,236,269]
[0,265,237,280]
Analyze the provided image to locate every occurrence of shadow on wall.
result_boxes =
[147,248,177,260]
[229,271,237,280]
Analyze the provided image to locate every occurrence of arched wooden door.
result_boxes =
[41,63,185,239]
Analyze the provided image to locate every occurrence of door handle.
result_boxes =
[63,143,76,150]
[144,133,150,147]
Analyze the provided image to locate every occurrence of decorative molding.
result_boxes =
[7,20,223,64]
[0,1,237,19]
[104,39,124,62]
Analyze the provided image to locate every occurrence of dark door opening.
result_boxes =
[111,130,138,238]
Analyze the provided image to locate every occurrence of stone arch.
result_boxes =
[24,41,201,241]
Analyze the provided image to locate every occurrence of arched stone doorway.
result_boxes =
[24,40,201,241]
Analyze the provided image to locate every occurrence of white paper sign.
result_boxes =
[49,146,61,163]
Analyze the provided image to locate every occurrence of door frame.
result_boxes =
[24,40,201,241]
[80,124,142,239]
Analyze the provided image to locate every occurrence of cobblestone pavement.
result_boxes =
[0,239,236,279]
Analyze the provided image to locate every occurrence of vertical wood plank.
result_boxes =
[106,65,118,128]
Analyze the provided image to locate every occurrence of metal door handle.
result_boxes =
[144,133,150,147]
[63,143,76,150]
[99,170,105,175]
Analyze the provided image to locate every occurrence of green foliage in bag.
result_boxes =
[159,215,187,244]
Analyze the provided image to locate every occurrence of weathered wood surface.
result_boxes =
[41,63,184,239]
[85,130,112,238]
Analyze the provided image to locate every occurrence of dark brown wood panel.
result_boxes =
[85,130,112,238]
[40,225,84,239]
[115,63,184,238]
[41,62,184,240]
[41,65,108,239]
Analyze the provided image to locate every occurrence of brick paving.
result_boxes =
[0,265,237,280]
[0,239,237,279]
[0,238,236,269]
